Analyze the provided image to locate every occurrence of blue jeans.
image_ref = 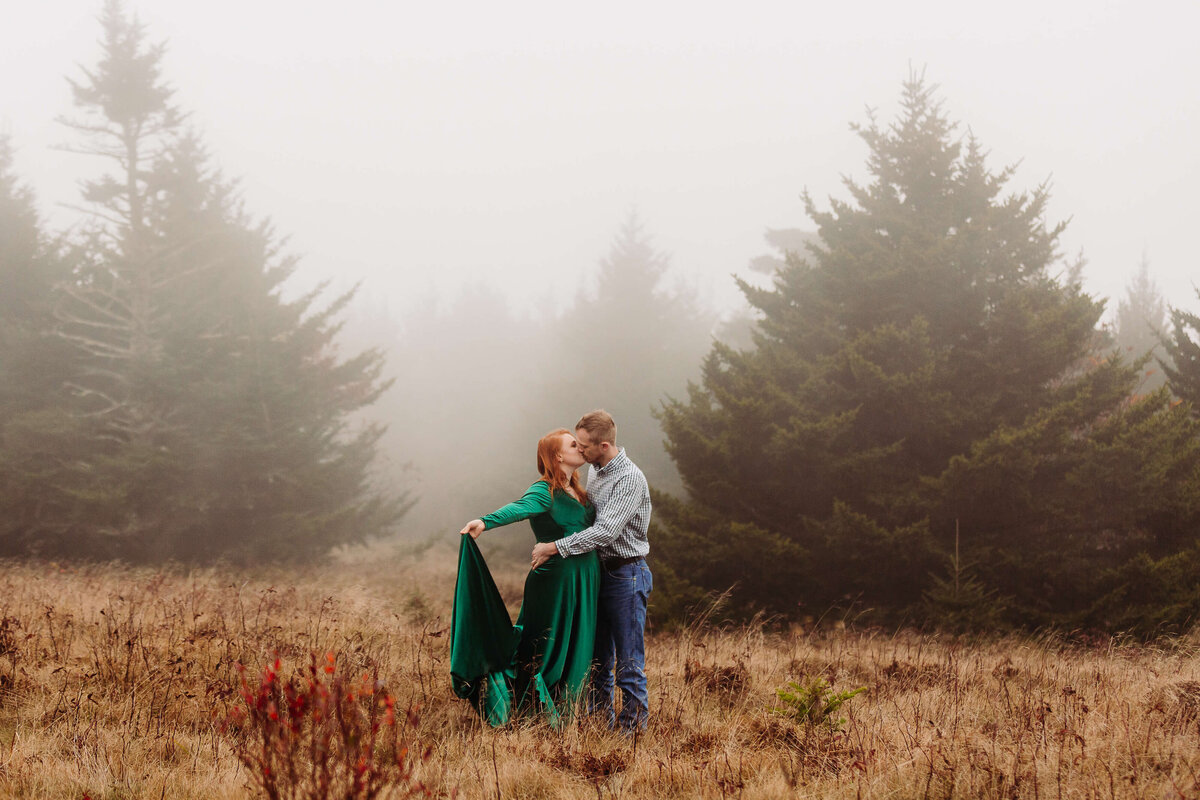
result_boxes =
[590,559,652,730]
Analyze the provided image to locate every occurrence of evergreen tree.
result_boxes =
[745,229,822,279]
[920,522,1006,633]
[28,0,401,561]
[551,212,715,493]
[1114,255,1168,393]
[1162,290,1200,410]
[0,136,62,413]
[657,76,1200,628]
[0,137,79,554]
[929,372,1200,628]
[716,228,822,352]
[0,138,56,328]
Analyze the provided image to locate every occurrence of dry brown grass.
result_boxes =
[0,549,1198,799]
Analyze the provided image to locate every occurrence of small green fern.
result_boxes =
[774,677,865,730]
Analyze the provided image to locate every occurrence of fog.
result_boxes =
[5,1,1198,314]
[4,0,1199,543]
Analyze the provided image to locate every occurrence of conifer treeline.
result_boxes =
[4,6,1200,636]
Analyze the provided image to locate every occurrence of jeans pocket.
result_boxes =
[636,564,652,597]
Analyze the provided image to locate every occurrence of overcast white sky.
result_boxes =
[2,0,1197,325]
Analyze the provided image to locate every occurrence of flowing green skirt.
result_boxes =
[450,536,599,726]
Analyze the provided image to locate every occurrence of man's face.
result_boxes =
[575,428,601,464]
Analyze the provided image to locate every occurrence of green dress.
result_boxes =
[450,480,599,726]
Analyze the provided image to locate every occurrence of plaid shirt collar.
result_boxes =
[595,447,628,476]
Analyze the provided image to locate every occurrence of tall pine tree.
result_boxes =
[31,0,402,561]
[0,137,79,555]
[657,76,1200,629]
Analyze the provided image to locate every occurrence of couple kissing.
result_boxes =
[450,410,653,731]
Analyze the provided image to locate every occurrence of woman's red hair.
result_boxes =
[536,428,588,505]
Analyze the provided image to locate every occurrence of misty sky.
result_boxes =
[3,0,1197,326]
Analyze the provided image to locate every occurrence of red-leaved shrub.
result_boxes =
[225,652,431,800]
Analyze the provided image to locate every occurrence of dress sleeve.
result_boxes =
[480,481,553,530]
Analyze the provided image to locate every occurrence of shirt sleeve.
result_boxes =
[554,473,645,557]
[480,481,553,530]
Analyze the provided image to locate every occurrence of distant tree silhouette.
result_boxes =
[549,212,716,493]
[1114,255,1168,393]
[371,213,717,558]
[374,286,548,543]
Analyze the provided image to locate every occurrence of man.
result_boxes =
[531,409,652,730]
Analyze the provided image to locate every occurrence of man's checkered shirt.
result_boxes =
[554,448,651,561]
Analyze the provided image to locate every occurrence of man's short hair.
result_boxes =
[576,409,617,445]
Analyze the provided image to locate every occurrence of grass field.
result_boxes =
[0,545,1198,799]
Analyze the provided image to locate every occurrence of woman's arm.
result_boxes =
[459,481,552,538]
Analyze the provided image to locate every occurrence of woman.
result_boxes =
[450,429,600,726]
